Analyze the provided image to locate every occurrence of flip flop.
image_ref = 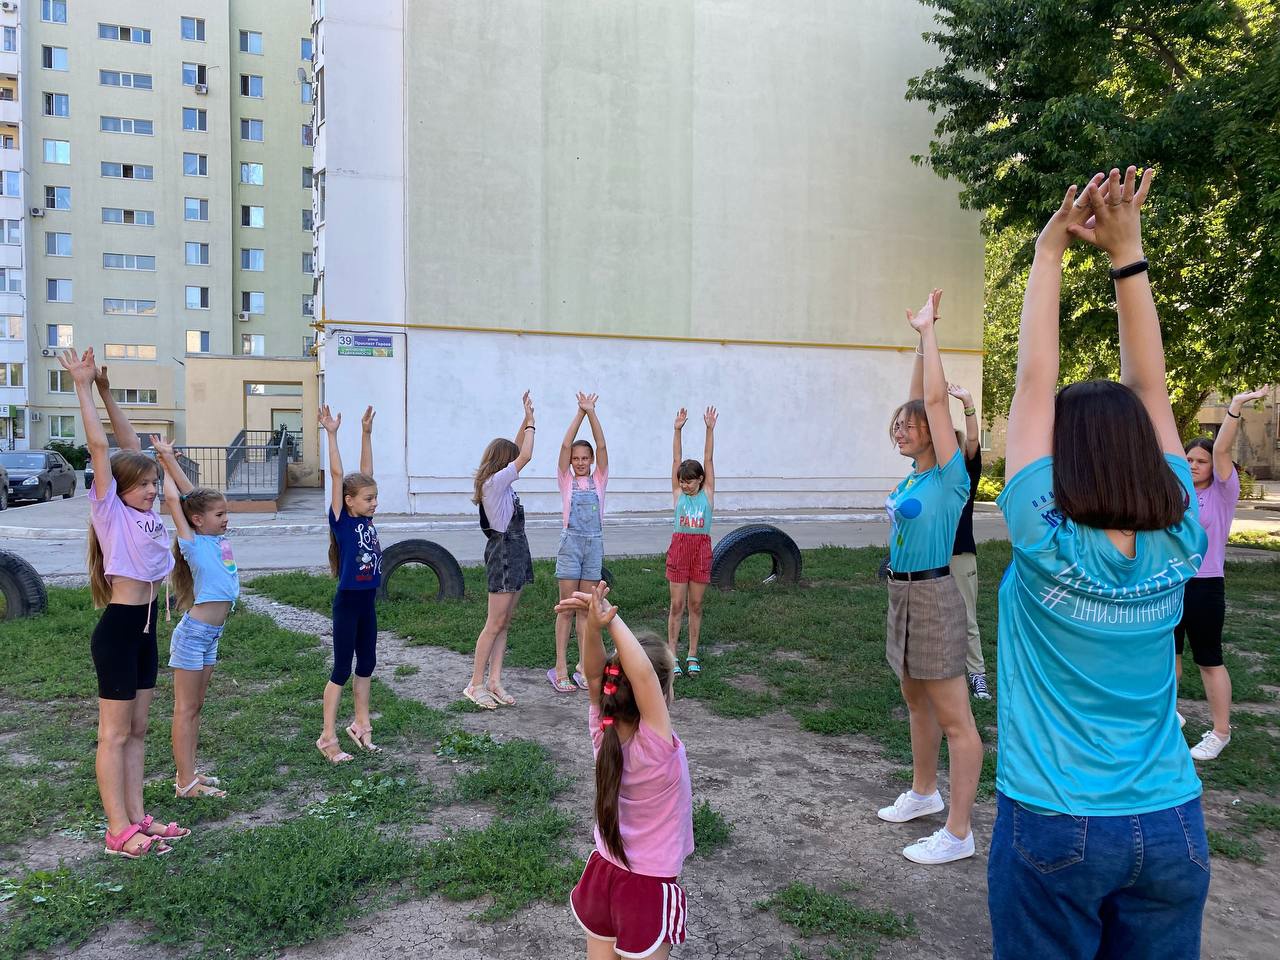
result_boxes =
[487,685,516,707]
[463,684,499,710]
[547,669,577,694]
[571,670,590,690]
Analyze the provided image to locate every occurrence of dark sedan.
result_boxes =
[0,451,77,503]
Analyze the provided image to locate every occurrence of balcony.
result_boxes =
[0,100,18,126]
[0,53,16,77]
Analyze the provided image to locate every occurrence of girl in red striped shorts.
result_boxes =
[665,406,717,678]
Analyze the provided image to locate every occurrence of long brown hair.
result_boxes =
[87,451,161,608]
[595,633,674,868]
[170,488,228,611]
[329,472,376,576]
[472,438,520,505]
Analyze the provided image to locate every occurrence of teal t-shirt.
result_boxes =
[884,448,970,572]
[673,489,711,535]
[995,453,1208,816]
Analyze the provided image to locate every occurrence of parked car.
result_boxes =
[0,451,76,503]
[0,464,8,510]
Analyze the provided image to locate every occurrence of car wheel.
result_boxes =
[62,478,75,499]
[0,489,7,510]
[38,484,51,504]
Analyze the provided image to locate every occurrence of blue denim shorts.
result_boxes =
[168,613,224,670]
[555,532,604,582]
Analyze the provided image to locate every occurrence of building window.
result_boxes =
[43,46,69,70]
[241,334,265,356]
[241,205,264,228]
[98,24,152,44]
[0,172,19,196]
[0,362,23,387]
[102,207,155,226]
[239,162,264,185]
[181,17,206,42]
[301,124,313,146]
[102,254,155,271]
[42,1,68,25]
[0,220,19,245]
[44,231,72,256]
[44,185,71,210]
[104,343,157,361]
[239,30,263,55]
[979,428,992,452]
[182,107,207,132]
[0,269,21,293]
[101,116,154,136]
[300,81,313,105]
[185,286,210,310]
[50,415,76,440]
[186,330,210,354]
[302,295,315,317]
[99,70,153,89]
[103,298,157,316]
[0,316,21,340]
[302,209,313,230]
[101,161,154,180]
[183,152,208,176]
[2,27,13,52]
[301,37,313,61]
[49,370,75,394]
[302,166,313,188]
[42,92,69,117]
[240,74,264,98]
[184,197,209,221]
[240,248,265,271]
[240,118,264,142]
[241,291,265,314]
[185,242,209,265]
[43,139,71,164]
[46,324,72,348]
[302,253,314,274]
[46,279,73,302]
[109,388,158,405]
[181,62,207,87]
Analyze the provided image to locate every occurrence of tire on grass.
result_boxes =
[377,539,466,602]
[0,550,48,620]
[709,523,802,592]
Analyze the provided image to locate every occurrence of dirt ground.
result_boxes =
[51,591,1280,960]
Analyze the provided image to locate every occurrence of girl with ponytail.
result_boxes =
[556,582,693,959]
[155,438,237,800]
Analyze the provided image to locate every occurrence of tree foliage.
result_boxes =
[907,1,1280,428]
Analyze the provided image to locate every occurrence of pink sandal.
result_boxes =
[104,824,171,859]
[547,669,577,694]
[139,814,190,841]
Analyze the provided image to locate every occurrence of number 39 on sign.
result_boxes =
[336,333,393,358]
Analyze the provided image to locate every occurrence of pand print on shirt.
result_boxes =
[678,506,706,530]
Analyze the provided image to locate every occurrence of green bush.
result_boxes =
[1228,529,1280,552]
[976,475,1004,502]
[44,440,89,470]
[1238,469,1261,501]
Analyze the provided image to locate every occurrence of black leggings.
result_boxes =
[331,588,377,685]
[90,601,159,700]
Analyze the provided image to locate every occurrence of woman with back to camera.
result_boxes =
[988,166,1210,959]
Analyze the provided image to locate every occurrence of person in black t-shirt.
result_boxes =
[948,383,989,700]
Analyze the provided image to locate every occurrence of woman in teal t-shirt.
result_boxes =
[876,289,984,867]
[989,168,1210,960]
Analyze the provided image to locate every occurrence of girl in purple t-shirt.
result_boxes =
[62,348,188,860]
[557,582,693,959]
[1177,387,1267,761]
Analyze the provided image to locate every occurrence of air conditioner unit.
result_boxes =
[29,411,40,422]
[40,348,53,357]
[30,207,45,218]
[195,83,208,95]
[0,3,16,13]
[238,311,250,322]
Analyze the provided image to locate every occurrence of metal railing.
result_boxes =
[178,430,296,501]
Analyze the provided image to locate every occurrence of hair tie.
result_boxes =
[600,716,615,729]
[602,681,617,696]
[604,665,621,677]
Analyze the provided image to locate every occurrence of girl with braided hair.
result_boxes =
[556,582,693,959]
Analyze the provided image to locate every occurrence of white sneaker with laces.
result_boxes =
[877,790,944,823]
[1190,729,1230,761]
[903,827,975,865]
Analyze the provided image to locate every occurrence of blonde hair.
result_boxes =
[87,451,161,608]
[472,438,520,505]
[170,488,228,611]
[329,472,377,576]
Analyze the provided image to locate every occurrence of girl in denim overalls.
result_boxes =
[550,392,609,692]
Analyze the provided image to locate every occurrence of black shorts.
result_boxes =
[90,601,159,700]
[1174,578,1225,668]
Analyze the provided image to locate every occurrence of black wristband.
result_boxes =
[1226,410,1241,419]
[1109,258,1149,281]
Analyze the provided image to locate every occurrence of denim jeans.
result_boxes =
[988,791,1209,960]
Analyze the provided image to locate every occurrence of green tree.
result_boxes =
[907,0,1280,429]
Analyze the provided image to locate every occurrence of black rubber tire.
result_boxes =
[38,484,51,504]
[0,488,7,510]
[377,539,466,601]
[63,478,75,499]
[0,550,47,620]
[709,523,802,591]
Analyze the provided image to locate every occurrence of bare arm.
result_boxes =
[359,406,375,477]
[702,406,717,502]
[319,405,344,516]
[559,403,587,474]
[153,438,194,539]
[948,383,980,459]
[671,408,686,497]
[151,436,194,498]
[61,349,113,498]
[583,394,607,474]
[1215,389,1267,482]
[905,290,957,466]
[514,392,536,471]
[514,389,533,444]
[92,362,141,451]
[909,336,925,402]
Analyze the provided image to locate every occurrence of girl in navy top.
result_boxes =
[318,404,383,762]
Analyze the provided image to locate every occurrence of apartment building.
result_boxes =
[0,3,28,448]
[21,0,314,447]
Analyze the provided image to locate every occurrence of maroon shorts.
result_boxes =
[665,532,711,584]
[570,851,687,958]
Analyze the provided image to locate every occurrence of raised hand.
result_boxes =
[93,359,110,392]
[703,405,718,429]
[1231,388,1268,408]
[58,348,97,387]
[674,407,688,430]
[522,390,535,425]
[151,435,175,458]
[1067,165,1153,263]
[906,288,943,332]
[361,405,376,434]
[318,404,341,434]
[1035,172,1106,257]
[947,382,973,406]
[578,392,598,412]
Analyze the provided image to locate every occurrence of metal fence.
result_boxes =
[178,430,296,501]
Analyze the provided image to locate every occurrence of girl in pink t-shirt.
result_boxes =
[557,582,694,959]
[1177,387,1268,761]
[62,348,188,860]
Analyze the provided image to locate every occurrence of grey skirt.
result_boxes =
[885,574,968,680]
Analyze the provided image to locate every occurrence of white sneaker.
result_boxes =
[903,827,975,864]
[1190,729,1230,761]
[877,790,944,823]
[1177,712,1186,729]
